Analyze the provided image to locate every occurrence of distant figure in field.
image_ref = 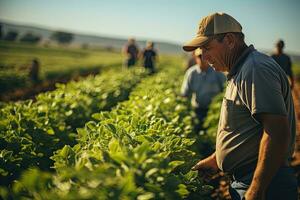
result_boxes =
[181,48,225,132]
[141,41,157,73]
[29,58,40,84]
[122,38,139,68]
[271,39,294,89]
[185,51,197,71]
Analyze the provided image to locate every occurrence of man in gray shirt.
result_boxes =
[181,48,225,132]
[183,12,297,200]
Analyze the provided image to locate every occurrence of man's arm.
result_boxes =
[245,114,290,200]
[289,75,295,90]
[191,152,218,171]
[288,58,294,89]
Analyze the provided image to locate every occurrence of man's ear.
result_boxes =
[224,33,236,50]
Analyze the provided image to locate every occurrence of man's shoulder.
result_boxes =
[244,50,279,70]
[208,66,225,77]
[128,44,138,49]
[237,50,282,78]
[215,71,226,81]
[282,53,291,61]
[271,53,291,60]
[186,65,199,74]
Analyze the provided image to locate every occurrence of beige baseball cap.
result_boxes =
[183,12,242,51]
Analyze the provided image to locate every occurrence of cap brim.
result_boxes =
[182,36,209,52]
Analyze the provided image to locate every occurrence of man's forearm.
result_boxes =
[250,132,289,191]
[290,76,295,89]
[248,115,290,194]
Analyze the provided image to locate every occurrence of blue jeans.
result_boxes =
[229,166,298,200]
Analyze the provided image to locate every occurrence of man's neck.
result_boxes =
[199,65,209,71]
[276,49,283,55]
[227,43,248,71]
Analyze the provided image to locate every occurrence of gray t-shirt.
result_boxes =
[181,65,226,109]
[216,45,296,173]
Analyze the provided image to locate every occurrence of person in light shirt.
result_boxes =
[181,47,225,132]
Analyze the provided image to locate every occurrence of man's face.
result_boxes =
[200,37,229,72]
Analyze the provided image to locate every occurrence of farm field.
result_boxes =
[1,1,300,199]
[0,52,216,199]
[0,41,123,96]
[1,43,300,199]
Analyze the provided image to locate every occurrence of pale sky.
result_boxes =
[0,0,300,54]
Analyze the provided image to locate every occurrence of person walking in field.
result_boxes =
[29,58,40,84]
[271,39,294,89]
[183,12,297,200]
[122,38,139,68]
[181,48,225,133]
[141,41,157,73]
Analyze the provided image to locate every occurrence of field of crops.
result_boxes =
[2,41,299,199]
[0,46,224,199]
[0,41,123,93]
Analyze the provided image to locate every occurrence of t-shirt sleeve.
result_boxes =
[181,71,192,97]
[238,64,287,120]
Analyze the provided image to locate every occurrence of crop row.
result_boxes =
[3,62,213,200]
[0,40,123,93]
[0,67,146,185]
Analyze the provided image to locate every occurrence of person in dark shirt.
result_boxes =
[29,58,40,84]
[141,41,157,73]
[271,39,294,89]
[122,38,139,68]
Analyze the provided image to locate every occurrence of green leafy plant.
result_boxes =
[6,61,212,199]
[0,67,146,185]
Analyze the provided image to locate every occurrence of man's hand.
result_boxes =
[191,153,219,180]
[191,152,218,171]
[244,185,265,200]
[191,153,219,181]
